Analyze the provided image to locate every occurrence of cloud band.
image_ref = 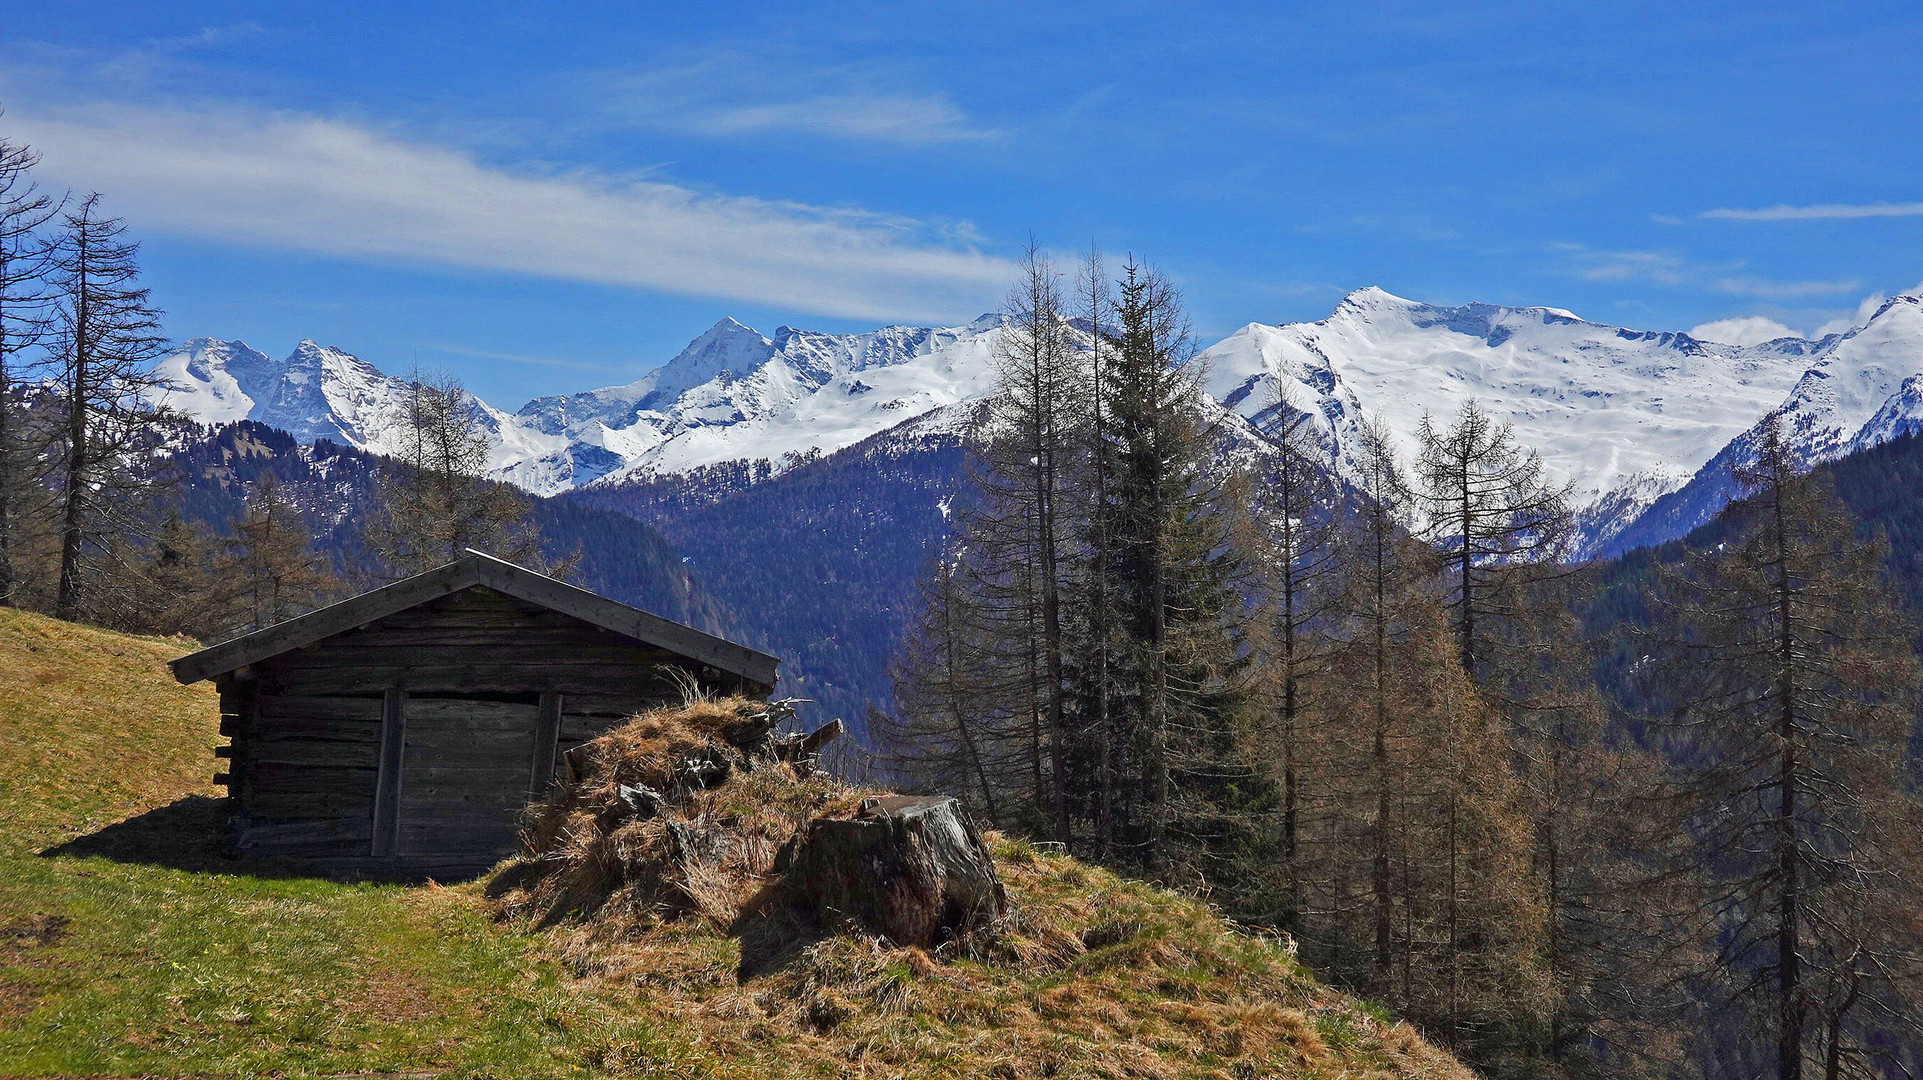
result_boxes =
[1703,201,1923,221]
[5,101,1012,323]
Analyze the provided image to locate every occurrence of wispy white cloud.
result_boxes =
[144,22,269,52]
[1702,201,1923,221]
[596,50,994,146]
[1713,276,1860,300]
[700,93,984,143]
[1688,315,1801,346]
[1564,248,1859,303]
[5,100,1012,323]
[1570,249,1692,286]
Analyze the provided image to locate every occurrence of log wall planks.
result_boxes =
[221,584,753,869]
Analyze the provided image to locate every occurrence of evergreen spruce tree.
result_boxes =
[1095,259,1262,880]
[1070,244,1120,856]
[878,554,1019,819]
[141,508,231,640]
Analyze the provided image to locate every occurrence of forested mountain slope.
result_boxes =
[567,405,979,739]
[170,420,739,640]
[1588,427,1923,712]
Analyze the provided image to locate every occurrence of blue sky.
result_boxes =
[3,1,1920,406]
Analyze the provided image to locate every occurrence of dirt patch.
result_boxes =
[0,976,40,1023]
[0,915,65,1024]
[349,972,443,1025]
[1,913,71,948]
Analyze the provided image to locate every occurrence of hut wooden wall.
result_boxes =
[216,585,752,870]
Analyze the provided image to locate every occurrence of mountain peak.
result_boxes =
[1336,285,1417,309]
[1326,286,1428,325]
[669,317,775,373]
[704,315,759,337]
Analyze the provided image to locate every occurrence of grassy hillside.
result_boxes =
[0,606,1474,1079]
[0,608,680,1078]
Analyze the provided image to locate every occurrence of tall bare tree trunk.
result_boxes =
[1774,486,1804,1080]
[54,224,90,620]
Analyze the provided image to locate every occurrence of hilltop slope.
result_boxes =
[0,608,1476,1079]
[487,695,1478,1079]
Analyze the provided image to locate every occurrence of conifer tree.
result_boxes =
[1251,382,1344,930]
[878,555,1019,818]
[1095,259,1261,879]
[1341,417,1432,982]
[225,470,342,632]
[366,369,548,576]
[0,131,57,609]
[1072,244,1120,856]
[141,508,230,639]
[977,242,1081,839]
[1413,398,1573,683]
[1411,398,1676,1074]
[1650,416,1923,1080]
[1292,417,1550,1065]
[45,193,177,621]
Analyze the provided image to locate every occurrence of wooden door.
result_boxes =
[396,696,539,858]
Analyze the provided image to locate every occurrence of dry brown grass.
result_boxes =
[489,698,1482,1080]
[0,608,218,855]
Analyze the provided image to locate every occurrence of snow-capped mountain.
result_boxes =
[153,286,1923,557]
[155,337,570,483]
[157,314,1015,497]
[1195,286,1838,551]
[1602,293,1923,555]
[509,314,1011,490]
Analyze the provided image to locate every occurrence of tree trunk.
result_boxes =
[777,794,1006,948]
[1775,487,1804,1080]
[56,244,89,621]
[1372,513,1393,984]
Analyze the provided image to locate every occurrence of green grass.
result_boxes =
[0,607,699,1079]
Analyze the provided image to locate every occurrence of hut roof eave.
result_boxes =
[168,549,778,688]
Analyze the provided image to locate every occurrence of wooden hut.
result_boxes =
[170,549,778,874]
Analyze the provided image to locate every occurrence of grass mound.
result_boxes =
[492,697,876,936]
[489,698,1477,1080]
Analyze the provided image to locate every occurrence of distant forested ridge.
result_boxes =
[567,408,979,740]
[1587,427,1923,708]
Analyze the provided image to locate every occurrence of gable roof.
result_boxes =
[170,549,778,687]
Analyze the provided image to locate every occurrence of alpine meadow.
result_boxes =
[3,5,1923,1079]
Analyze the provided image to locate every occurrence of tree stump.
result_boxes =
[776,795,1006,947]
